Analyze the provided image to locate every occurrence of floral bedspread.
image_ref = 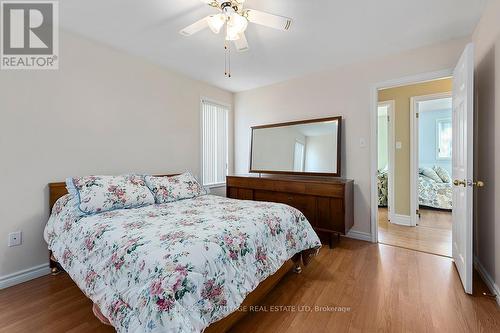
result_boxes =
[419,175,452,210]
[377,170,388,207]
[44,194,321,333]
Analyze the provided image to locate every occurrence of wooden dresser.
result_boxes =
[226,175,354,248]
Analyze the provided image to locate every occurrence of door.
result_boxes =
[452,43,474,294]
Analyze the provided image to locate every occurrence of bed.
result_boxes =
[377,169,388,207]
[377,168,452,210]
[418,174,452,210]
[45,176,321,333]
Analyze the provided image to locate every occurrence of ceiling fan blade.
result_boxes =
[245,9,292,31]
[179,17,210,36]
[200,0,216,5]
[234,33,249,52]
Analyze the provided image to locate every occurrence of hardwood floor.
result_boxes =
[1,239,498,332]
[378,207,452,257]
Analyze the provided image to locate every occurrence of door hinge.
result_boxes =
[416,112,419,118]
[416,209,421,218]
[387,115,390,122]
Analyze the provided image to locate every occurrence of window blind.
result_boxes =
[201,100,229,186]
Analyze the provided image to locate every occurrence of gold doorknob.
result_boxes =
[473,180,485,188]
[453,179,466,187]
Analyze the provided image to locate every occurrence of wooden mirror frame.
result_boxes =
[249,116,342,177]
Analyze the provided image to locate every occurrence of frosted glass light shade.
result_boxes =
[226,13,248,40]
[207,14,225,34]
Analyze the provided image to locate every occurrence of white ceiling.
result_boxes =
[60,0,487,92]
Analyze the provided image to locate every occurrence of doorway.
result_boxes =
[371,43,477,295]
[377,101,395,221]
[410,94,453,256]
[375,77,453,257]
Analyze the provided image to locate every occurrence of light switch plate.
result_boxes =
[8,231,22,247]
[396,141,402,149]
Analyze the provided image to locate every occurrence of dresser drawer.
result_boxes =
[226,175,354,248]
[254,190,316,225]
[316,197,345,233]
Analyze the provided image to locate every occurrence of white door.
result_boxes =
[452,43,474,294]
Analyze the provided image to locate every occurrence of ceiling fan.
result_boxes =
[180,0,293,76]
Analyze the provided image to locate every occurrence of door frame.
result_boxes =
[409,92,452,227]
[370,69,453,243]
[377,100,395,221]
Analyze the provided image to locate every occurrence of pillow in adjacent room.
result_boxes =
[66,175,155,215]
[145,172,206,203]
[433,165,451,183]
[420,167,443,183]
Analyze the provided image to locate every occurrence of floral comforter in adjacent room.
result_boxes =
[419,174,453,210]
[44,194,321,333]
[377,169,388,207]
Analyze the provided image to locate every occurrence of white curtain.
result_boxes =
[202,100,228,186]
[294,141,305,172]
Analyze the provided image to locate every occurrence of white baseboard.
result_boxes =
[474,256,500,306]
[391,214,412,226]
[0,263,50,290]
[345,230,372,242]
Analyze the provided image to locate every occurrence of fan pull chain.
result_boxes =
[223,19,231,78]
[224,42,227,77]
[228,42,231,78]
[224,39,232,78]
[224,41,231,78]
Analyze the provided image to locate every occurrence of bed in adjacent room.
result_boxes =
[44,173,321,333]
[378,166,452,210]
[418,166,453,210]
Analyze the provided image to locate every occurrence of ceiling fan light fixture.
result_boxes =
[207,14,225,34]
[226,12,248,40]
[181,0,293,76]
[225,30,240,41]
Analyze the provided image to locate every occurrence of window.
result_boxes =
[201,100,229,186]
[436,118,452,160]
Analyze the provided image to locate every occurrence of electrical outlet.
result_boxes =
[8,231,22,247]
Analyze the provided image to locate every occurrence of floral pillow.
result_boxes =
[433,165,451,183]
[145,172,206,203]
[66,175,155,214]
[419,167,443,183]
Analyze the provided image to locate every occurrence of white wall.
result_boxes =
[304,134,336,172]
[377,112,389,171]
[235,38,468,235]
[418,108,452,175]
[472,0,500,303]
[252,126,305,171]
[0,31,233,281]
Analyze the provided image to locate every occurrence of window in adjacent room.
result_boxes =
[201,99,229,187]
[436,118,452,160]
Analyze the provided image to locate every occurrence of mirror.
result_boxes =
[250,116,342,176]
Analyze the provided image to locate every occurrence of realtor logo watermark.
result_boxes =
[1,1,58,69]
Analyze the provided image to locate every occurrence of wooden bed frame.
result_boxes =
[48,178,302,333]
